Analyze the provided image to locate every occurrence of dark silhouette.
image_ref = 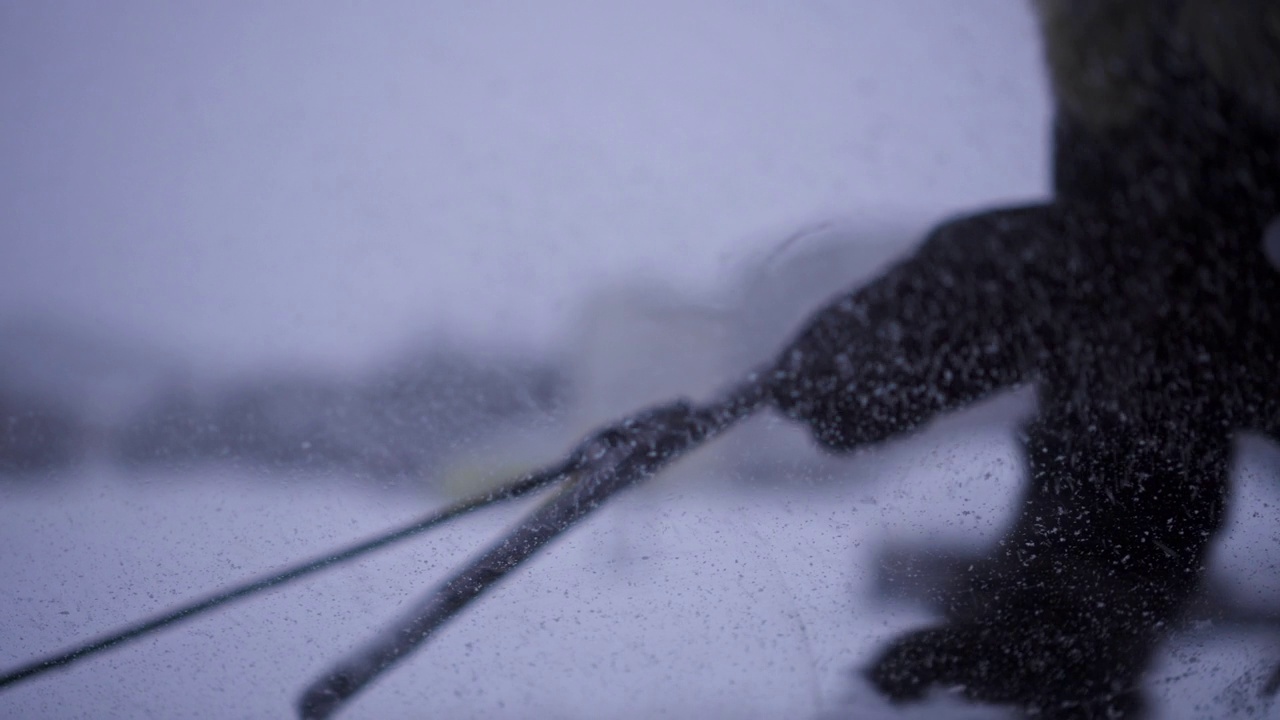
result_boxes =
[0,319,564,488]
[113,350,563,485]
[770,2,1279,716]
[0,389,83,476]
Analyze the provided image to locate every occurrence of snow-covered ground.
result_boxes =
[3,412,1280,719]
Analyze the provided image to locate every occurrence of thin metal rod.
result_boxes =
[298,378,770,719]
[0,459,575,691]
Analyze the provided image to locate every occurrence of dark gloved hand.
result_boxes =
[767,206,1046,453]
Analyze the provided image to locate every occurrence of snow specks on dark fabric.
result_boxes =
[767,1,1280,715]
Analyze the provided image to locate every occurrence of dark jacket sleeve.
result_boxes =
[769,205,1054,452]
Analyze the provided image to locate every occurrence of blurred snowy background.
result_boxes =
[2,1,1278,718]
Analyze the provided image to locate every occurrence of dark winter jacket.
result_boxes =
[768,2,1280,716]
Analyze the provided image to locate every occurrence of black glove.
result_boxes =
[768,205,1047,452]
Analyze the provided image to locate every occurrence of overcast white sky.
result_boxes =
[0,1,1050,375]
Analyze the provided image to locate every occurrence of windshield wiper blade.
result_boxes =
[299,377,768,719]
[0,452,574,690]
